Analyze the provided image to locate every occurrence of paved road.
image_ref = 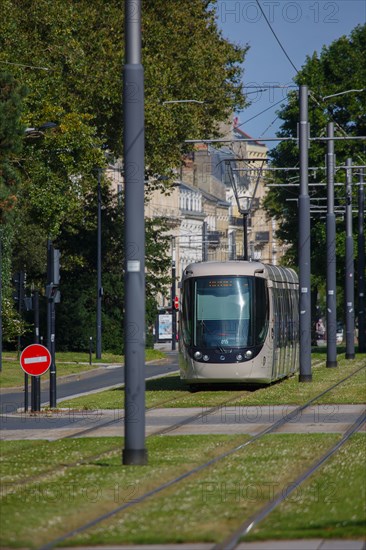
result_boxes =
[0,351,179,414]
[1,403,365,440]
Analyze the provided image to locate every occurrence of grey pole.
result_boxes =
[358,169,365,352]
[243,214,248,260]
[96,168,102,359]
[32,291,41,412]
[202,221,208,261]
[122,0,147,465]
[47,240,57,408]
[0,229,2,372]
[171,239,177,351]
[326,122,337,368]
[345,159,355,359]
[298,85,312,382]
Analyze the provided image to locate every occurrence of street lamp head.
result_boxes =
[24,122,58,138]
[39,122,58,131]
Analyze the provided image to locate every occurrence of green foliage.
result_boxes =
[0,0,247,351]
[0,72,27,342]
[264,24,366,319]
[0,71,26,223]
[1,295,26,344]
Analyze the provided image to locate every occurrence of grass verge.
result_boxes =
[3,433,364,548]
[0,349,166,388]
[1,434,364,548]
[244,434,366,541]
[58,353,366,410]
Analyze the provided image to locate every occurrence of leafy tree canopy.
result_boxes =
[0,72,26,223]
[0,0,248,349]
[0,0,247,180]
[265,24,365,262]
[264,24,366,318]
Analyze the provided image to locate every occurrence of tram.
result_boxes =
[179,261,299,386]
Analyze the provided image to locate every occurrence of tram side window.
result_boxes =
[254,279,269,345]
[182,280,192,345]
[273,287,280,345]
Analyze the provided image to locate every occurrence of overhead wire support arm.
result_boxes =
[185,137,366,145]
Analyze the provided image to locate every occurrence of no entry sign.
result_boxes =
[20,344,51,376]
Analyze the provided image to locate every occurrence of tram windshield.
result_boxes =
[185,276,268,349]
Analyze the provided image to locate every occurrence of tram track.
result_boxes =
[1,389,254,494]
[212,409,366,550]
[37,363,365,550]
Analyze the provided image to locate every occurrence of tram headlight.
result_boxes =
[194,351,202,360]
[236,354,243,361]
[244,350,253,359]
[203,355,210,361]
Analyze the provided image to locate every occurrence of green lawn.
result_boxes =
[2,433,364,548]
[57,353,366,410]
[244,434,366,541]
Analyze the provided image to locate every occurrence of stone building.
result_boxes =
[109,118,286,313]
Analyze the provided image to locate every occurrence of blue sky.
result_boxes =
[215,0,365,149]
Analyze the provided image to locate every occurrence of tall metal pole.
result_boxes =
[326,123,337,368]
[0,229,2,372]
[298,85,312,382]
[171,238,176,351]
[358,169,365,352]
[122,0,147,465]
[31,291,41,412]
[243,213,248,260]
[345,158,355,359]
[96,168,102,359]
[202,221,208,261]
[47,240,57,408]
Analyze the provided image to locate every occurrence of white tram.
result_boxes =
[179,261,299,386]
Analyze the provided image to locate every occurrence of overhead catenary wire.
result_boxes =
[247,1,363,150]
[255,0,299,74]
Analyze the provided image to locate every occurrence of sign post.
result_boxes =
[20,344,51,412]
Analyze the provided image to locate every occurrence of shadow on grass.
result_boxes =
[110,375,265,393]
[110,375,187,392]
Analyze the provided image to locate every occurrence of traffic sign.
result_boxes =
[20,344,51,376]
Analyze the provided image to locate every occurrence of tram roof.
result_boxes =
[182,261,298,284]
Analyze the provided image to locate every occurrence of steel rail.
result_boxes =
[3,389,253,494]
[39,364,365,550]
[213,409,366,550]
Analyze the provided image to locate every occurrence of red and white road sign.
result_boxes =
[20,344,51,376]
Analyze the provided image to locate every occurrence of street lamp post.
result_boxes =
[96,168,102,359]
[298,85,312,382]
[202,221,208,261]
[171,238,177,351]
[358,169,365,352]
[326,122,337,368]
[345,159,355,359]
[0,230,2,372]
[122,0,147,465]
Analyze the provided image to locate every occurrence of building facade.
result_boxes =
[109,118,286,311]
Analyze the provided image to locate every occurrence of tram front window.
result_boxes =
[193,276,267,349]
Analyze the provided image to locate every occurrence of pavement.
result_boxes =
[1,404,365,440]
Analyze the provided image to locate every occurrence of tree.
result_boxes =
[0,72,26,223]
[0,72,27,343]
[264,24,366,322]
[0,0,247,178]
[0,0,248,350]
